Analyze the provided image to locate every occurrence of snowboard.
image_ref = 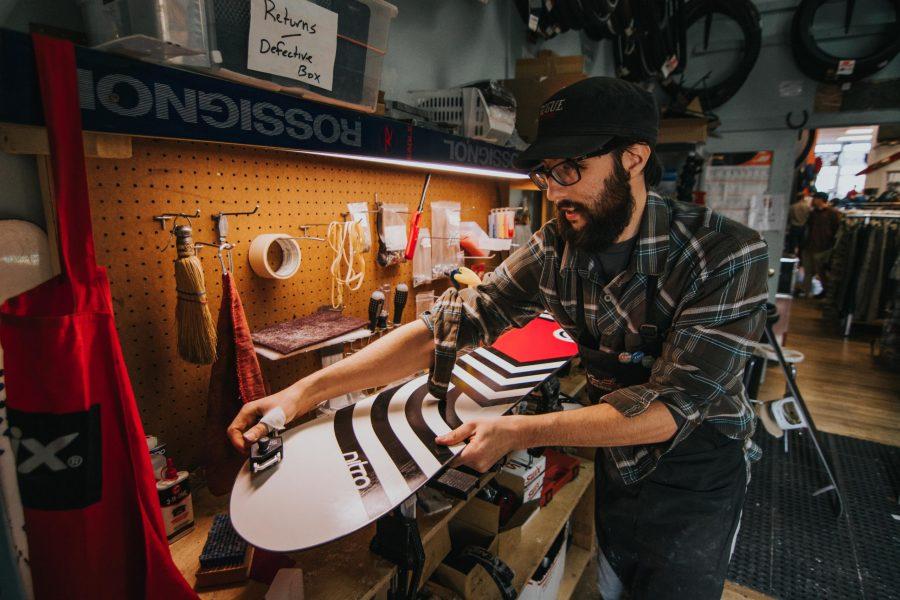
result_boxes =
[230,315,577,552]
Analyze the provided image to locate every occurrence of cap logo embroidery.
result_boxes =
[539,99,566,117]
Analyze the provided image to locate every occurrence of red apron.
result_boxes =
[0,34,197,599]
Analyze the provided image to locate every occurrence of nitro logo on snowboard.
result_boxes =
[6,405,102,510]
[342,451,372,490]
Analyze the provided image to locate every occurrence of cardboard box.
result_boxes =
[453,496,540,562]
[432,523,500,599]
[516,51,586,79]
[421,519,453,585]
[658,118,708,145]
[501,74,587,142]
[496,455,546,500]
[519,535,567,600]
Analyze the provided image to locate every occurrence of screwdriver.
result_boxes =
[404,173,431,261]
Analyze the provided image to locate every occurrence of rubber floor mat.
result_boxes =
[728,429,900,599]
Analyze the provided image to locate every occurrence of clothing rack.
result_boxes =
[822,213,900,336]
[844,210,900,219]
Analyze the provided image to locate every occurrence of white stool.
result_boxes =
[753,345,806,454]
[753,344,805,401]
[753,335,842,514]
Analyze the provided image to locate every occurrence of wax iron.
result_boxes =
[250,433,283,474]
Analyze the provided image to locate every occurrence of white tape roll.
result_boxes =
[249,234,301,279]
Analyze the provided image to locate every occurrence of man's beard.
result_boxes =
[557,159,635,253]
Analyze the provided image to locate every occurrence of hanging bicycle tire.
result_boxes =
[664,0,761,110]
[791,0,900,83]
[583,0,618,40]
[613,0,650,81]
[614,1,685,82]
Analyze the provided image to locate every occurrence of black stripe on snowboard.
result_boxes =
[464,350,558,380]
[405,385,454,463]
[481,346,566,368]
[370,386,428,490]
[456,361,550,393]
[333,403,392,519]
[439,387,463,429]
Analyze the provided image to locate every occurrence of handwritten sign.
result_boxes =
[248,0,339,91]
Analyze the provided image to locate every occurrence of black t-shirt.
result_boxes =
[598,235,638,283]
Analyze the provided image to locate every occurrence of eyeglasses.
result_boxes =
[528,147,610,191]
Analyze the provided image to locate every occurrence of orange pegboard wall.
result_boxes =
[85,137,504,469]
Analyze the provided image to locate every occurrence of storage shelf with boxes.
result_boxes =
[77,0,399,113]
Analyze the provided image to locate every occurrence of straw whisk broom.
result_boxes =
[173,224,217,364]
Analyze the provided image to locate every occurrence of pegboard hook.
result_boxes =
[194,241,235,274]
[152,208,201,231]
[212,204,260,245]
[282,224,326,242]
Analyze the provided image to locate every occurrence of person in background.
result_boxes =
[801,192,841,297]
[785,193,811,257]
[876,181,899,203]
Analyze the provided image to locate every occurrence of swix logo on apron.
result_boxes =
[7,406,101,510]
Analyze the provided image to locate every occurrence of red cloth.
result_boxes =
[0,35,196,599]
[204,272,268,496]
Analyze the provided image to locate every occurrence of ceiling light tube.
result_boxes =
[298,150,529,179]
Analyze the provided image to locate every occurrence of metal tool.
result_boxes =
[393,283,408,325]
[250,433,283,474]
[368,290,385,333]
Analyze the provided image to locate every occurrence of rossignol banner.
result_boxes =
[0,29,518,171]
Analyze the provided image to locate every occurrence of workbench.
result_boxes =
[170,458,595,599]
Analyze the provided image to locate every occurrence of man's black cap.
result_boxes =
[514,77,659,170]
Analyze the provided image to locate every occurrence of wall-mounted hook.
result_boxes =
[282,225,326,242]
[786,110,809,140]
[194,241,235,274]
[212,204,260,244]
[152,208,201,231]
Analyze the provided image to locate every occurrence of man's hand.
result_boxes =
[227,394,299,454]
[435,416,526,473]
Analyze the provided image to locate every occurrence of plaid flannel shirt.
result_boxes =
[423,194,769,484]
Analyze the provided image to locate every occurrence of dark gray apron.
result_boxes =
[571,273,747,599]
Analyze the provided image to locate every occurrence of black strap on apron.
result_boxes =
[574,274,661,351]
[572,272,664,404]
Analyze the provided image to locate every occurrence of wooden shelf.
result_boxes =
[172,473,496,599]
[0,28,519,174]
[558,544,593,600]
[506,459,594,592]
[171,460,594,599]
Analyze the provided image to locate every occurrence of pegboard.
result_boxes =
[84,137,505,469]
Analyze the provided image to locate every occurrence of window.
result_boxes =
[814,138,872,198]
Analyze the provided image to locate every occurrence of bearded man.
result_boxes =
[229,77,769,599]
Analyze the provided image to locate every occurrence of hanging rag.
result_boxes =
[204,272,268,496]
[0,34,196,599]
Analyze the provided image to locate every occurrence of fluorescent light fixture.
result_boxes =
[844,128,874,135]
[298,150,529,179]
[836,135,873,142]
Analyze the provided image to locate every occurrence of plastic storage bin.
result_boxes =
[210,0,397,112]
[78,0,217,68]
[411,87,516,144]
